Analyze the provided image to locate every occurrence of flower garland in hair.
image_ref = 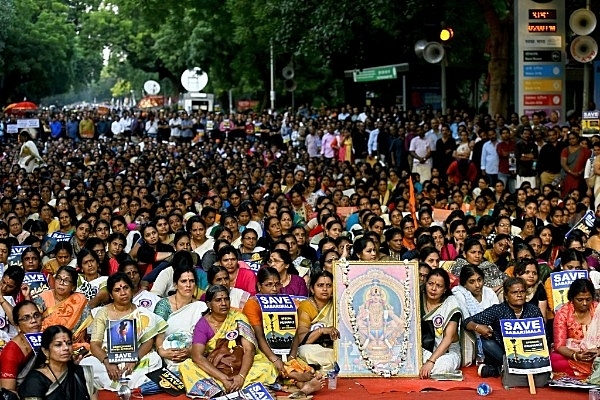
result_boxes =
[339,258,412,377]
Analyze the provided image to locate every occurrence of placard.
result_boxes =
[551,270,588,312]
[107,319,138,363]
[23,272,50,299]
[49,231,73,242]
[256,294,298,356]
[583,110,600,136]
[500,317,551,375]
[24,332,42,353]
[239,251,267,273]
[16,119,40,128]
[8,245,28,268]
[213,382,273,400]
[334,260,421,377]
[146,367,186,396]
[565,210,595,238]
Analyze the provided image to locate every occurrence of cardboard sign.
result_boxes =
[8,245,28,268]
[551,270,589,312]
[500,317,551,375]
[146,367,186,396]
[239,251,267,273]
[24,332,42,353]
[16,119,40,128]
[565,210,596,239]
[582,110,600,136]
[107,319,138,363]
[213,382,274,400]
[23,272,50,299]
[256,294,298,356]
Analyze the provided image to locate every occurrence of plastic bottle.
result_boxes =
[477,382,492,396]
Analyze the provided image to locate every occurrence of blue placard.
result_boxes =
[500,317,545,338]
[24,332,42,353]
[255,294,296,311]
[551,270,588,290]
[23,272,50,299]
[523,64,562,77]
[49,232,72,242]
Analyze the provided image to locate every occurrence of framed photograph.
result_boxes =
[334,260,422,377]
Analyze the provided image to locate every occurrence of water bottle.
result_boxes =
[475,337,485,365]
[477,382,492,396]
[117,378,131,400]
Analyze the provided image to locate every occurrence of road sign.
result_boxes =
[523,50,562,62]
[353,67,397,83]
[523,65,562,77]
[524,94,561,106]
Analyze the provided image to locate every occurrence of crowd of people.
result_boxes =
[0,102,598,399]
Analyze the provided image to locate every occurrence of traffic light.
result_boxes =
[440,27,454,42]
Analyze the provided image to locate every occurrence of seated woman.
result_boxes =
[451,238,508,295]
[242,267,324,396]
[267,249,308,297]
[0,301,43,395]
[136,222,175,276]
[451,265,499,367]
[293,270,338,373]
[18,325,97,400]
[179,285,278,394]
[154,264,207,367]
[201,265,250,310]
[464,277,543,378]
[76,249,108,301]
[42,241,76,276]
[218,245,257,296]
[83,272,167,390]
[511,258,547,320]
[552,279,598,377]
[0,265,26,349]
[420,268,462,379]
[33,266,92,348]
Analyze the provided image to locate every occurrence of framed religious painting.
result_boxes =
[334,260,422,377]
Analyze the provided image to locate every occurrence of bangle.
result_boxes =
[102,356,108,364]
[239,373,246,380]
[474,324,479,333]
[573,352,578,361]
[427,359,435,364]
[271,357,279,363]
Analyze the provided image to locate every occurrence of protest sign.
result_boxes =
[107,319,138,363]
[500,317,551,375]
[256,294,298,356]
[551,270,588,312]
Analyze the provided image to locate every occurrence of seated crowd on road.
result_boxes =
[0,103,599,398]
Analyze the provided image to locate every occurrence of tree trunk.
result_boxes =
[477,0,513,118]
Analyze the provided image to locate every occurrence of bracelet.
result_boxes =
[573,352,578,361]
[474,324,479,333]
[271,357,279,363]
[426,359,435,364]
[239,373,246,380]
[102,356,108,364]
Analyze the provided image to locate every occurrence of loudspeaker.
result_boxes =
[414,40,428,59]
[423,42,445,64]
[570,35,598,63]
[282,66,295,80]
[569,8,597,36]
[284,79,297,92]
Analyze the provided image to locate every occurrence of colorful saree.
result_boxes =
[179,310,277,392]
[421,294,462,374]
[297,299,336,372]
[35,290,92,344]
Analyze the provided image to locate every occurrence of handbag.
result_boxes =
[206,338,244,377]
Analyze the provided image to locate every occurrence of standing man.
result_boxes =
[481,128,500,186]
[496,127,516,193]
[321,127,336,162]
[538,127,565,186]
[515,126,538,189]
[434,124,456,175]
[409,126,432,182]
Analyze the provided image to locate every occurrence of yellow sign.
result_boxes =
[523,79,562,92]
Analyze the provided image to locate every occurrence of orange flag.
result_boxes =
[408,176,418,224]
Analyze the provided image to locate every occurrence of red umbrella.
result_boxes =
[4,101,38,114]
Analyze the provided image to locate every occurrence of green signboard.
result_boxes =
[353,66,397,82]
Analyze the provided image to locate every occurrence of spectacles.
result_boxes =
[19,312,42,322]
[326,258,339,263]
[56,276,73,285]
[498,223,510,227]
[261,282,282,289]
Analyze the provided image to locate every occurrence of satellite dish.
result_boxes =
[181,67,209,92]
[143,80,161,95]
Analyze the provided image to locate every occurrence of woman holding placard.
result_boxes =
[552,279,598,377]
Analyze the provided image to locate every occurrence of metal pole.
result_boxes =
[402,75,407,111]
[441,55,447,114]
[583,0,592,112]
[229,89,233,114]
[270,41,276,111]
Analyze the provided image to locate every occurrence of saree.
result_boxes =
[76,275,108,301]
[155,300,207,367]
[179,310,277,392]
[35,290,92,344]
[452,285,498,366]
[561,146,591,197]
[17,140,45,173]
[81,306,168,390]
[18,364,94,400]
[297,299,336,372]
[552,301,599,377]
[421,294,462,374]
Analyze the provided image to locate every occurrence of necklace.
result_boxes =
[513,307,524,317]
[310,298,324,312]
[47,364,71,400]
[112,303,134,317]
[207,314,224,331]
[174,295,193,311]
[280,273,291,287]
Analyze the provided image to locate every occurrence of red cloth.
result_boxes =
[0,340,30,379]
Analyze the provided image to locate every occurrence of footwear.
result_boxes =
[478,364,500,378]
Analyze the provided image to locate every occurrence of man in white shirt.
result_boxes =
[409,126,432,182]
[111,117,124,137]
[169,113,181,141]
